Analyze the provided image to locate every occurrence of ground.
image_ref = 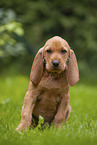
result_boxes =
[0,72,97,145]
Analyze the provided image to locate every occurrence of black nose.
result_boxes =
[52,60,60,67]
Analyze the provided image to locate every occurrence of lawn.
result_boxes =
[0,72,97,145]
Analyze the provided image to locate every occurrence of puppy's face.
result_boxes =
[43,36,70,73]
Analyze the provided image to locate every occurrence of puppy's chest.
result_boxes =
[38,71,68,90]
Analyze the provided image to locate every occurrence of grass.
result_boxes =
[0,72,97,145]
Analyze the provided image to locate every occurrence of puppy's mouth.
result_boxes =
[48,66,65,73]
[53,67,61,71]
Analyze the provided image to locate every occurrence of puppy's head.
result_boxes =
[43,36,70,73]
[30,36,79,86]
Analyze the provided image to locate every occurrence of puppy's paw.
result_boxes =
[16,123,28,131]
[54,116,65,127]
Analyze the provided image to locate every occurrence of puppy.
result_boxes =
[16,36,79,131]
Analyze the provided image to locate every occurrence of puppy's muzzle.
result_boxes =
[52,60,60,67]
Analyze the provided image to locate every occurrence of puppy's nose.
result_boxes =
[52,60,60,67]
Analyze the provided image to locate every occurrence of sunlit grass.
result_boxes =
[0,73,97,145]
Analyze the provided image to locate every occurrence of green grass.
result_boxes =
[0,73,97,145]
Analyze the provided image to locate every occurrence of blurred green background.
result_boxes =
[0,0,97,79]
[0,1,97,145]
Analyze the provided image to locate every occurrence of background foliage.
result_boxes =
[0,0,97,74]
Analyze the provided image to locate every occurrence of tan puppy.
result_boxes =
[16,36,79,131]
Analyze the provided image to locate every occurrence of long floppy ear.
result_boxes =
[30,47,44,86]
[67,49,79,86]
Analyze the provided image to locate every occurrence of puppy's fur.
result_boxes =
[16,36,79,131]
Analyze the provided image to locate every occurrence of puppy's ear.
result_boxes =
[30,47,44,86]
[67,49,79,86]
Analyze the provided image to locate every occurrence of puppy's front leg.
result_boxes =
[16,81,39,131]
[54,93,70,127]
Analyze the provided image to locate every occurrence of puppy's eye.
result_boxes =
[61,50,67,54]
[46,50,52,54]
